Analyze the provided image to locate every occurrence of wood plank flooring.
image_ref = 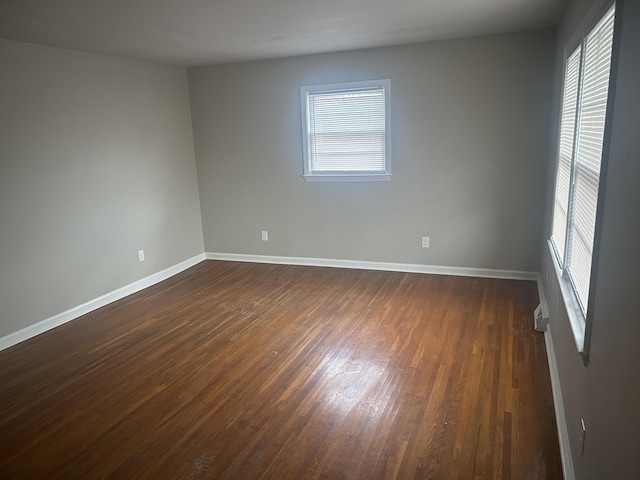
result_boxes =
[0,261,562,479]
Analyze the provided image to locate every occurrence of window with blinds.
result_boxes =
[300,80,391,181]
[550,3,616,316]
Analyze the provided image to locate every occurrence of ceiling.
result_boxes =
[0,0,566,67]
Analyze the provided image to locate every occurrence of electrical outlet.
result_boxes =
[421,236,430,248]
[138,249,145,262]
[579,418,586,457]
[261,231,269,242]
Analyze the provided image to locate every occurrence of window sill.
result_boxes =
[547,239,588,356]
[302,174,392,182]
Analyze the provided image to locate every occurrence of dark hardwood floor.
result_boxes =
[0,260,562,479]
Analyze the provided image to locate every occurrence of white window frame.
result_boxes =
[300,79,391,182]
[549,1,617,356]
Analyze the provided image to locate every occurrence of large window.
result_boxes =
[300,79,391,181]
[550,3,616,352]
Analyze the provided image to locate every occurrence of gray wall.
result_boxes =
[2,6,638,476]
[540,0,640,478]
[188,30,555,271]
[0,40,204,338]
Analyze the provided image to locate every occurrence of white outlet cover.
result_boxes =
[421,236,430,248]
[261,231,268,241]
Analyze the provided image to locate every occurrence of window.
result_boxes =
[300,79,391,181]
[550,3,616,352]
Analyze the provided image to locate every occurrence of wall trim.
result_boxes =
[0,253,206,352]
[0,252,536,353]
[544,328,575,480]
[537,275,575,480]
[205,252,539,281]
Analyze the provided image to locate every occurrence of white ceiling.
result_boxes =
[0,0,566,67]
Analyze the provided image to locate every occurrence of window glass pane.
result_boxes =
[566,4,615,312]
[551,46,582,264]
[302,81,388,175]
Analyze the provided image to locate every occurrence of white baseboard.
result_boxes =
[0,253,206,352]
[538,275,574,480]
[0,252,535,352]
[205,252,539,281]
[544,328,575,480]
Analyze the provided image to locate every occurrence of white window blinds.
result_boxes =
[550,3,616,314]
[551,46,582,264]
[301,80,390,178]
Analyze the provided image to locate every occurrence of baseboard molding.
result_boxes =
[538,275,575,480]
[1,252,536,353]
[0,253,206,352]
[205,252,539,281]
[544,329,575,480]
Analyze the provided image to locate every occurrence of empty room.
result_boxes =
[1,0,638,479]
